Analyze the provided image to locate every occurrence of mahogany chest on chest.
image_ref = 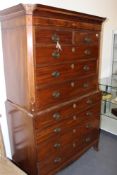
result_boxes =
[0,4,105,175]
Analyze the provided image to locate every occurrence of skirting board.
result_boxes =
[100,115,117,135]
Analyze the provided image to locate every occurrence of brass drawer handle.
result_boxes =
[52,51,60,59]
[70,64,75,69]
[73,103,77,108]
[83,65,90,71]
[86,123,92,128]
[73,129,76,133]
[54,157,61,163]
[83,83,89,88]
[52,33,60,42]
[73,115,77,120]
[72,47,75,53]
[84,37,92,43]
[86,99,92,104]
[53,112,61,120]
[73,142,76,148]
[71,81,75,87]
[52,71,60,77]
[52,91,60,98]
[85,137,91,142]
[86,111,92,116]
[54,128,61,133]
[54,143,61,148]
[84,49,91,55]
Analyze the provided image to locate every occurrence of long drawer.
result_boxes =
[34,101,100,131]
[35,45,98,65]
[35,60,97,86]
[35,75,97,109]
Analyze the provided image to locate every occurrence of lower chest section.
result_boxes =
[34,92,101,175]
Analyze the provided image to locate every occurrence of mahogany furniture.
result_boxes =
[0,4,105,175]
[0,115,27,175]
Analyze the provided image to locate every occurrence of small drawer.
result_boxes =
[35,60,97,86]
[35,28,72,44]
[76,45,99,58]
[78,60,97,76]
[74,31,100,45]
[35,76,98,109]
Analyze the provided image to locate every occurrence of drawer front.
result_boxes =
[34,102,100,131]
[37,145,74,175]
[74,31,100,45]
[35,45,98,65]
[71,118,100,140]
[35,28,72,44]
[36,76,97,109]
[37,131,73,161]
[36,60,97,85]
[35,118,73,143]
[72,131,99,154]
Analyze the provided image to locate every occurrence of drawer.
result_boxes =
[36,60,97,85]
[36,76,98,109]
[35,45,98,65]
[37,134,78,175]
[37,147,73,175]
[72,118,100,140]
[34,102,100,131]
[74,31,100,45]
[37,131,73,161]
[34,28,72,44]
[35,117,74,143]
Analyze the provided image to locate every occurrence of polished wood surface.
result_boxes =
[5,101,37,175]
[0,3,105,175]
[0,118,27,175]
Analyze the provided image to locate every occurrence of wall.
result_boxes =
[0,0,117,157]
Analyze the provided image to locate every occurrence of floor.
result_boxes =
[57,131,117,175]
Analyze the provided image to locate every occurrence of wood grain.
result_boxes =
[0,3,105,175]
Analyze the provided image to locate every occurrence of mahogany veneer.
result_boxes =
[0,4,105,175]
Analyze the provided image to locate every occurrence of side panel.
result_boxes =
[6,100,37,175]
[1,15,35,111]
